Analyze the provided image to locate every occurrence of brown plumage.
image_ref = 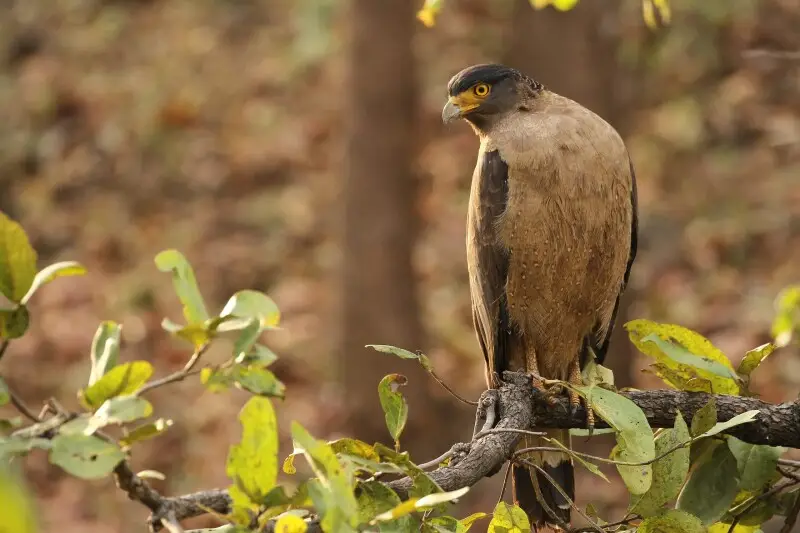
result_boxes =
[443,64,638,530]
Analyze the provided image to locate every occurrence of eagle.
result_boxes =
[442,64,638,530]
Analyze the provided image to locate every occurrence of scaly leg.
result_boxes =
[525,350,561,407]
[568,357,595,431]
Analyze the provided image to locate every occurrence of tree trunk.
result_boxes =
[504,0,636,387]
[340,0,466,458]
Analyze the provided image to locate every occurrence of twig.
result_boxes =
[160,512,185,533]
[781,487,800,533]
[572,515,640,533]
[9,389,40,423]
[418,449,455,470]
[136,343,210,396]
[426,367,478,406]
[727,480,800,533]
[779,466,800,482]
[743,49,800,61]
[474,428,547,441]
[497,461,512,506]
[779,458,800,469]
[472,389,499,438]
[519,458,604,533]
[0,339,9,363]
[113,461,165,513]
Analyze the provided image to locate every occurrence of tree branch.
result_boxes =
[146,372,800,529]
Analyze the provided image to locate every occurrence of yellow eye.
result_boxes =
[473,83,490,97]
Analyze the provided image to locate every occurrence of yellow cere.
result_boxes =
[449,83,491,113]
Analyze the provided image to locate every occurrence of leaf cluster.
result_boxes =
[2,197,799,533]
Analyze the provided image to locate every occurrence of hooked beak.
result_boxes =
[441,98,464,124]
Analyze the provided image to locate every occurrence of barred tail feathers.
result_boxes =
[511,429,574,530]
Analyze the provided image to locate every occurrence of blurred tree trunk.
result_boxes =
[504,0,637,387]
[340,0,466,457]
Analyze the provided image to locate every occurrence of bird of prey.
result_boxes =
[442,64,638,530]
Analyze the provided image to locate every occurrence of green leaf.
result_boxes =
[677,441,740,524]
[631,412,691,517]
[737,343,776,378]
[487,501,530,533]
[458,512,489,532]
[226,397,279,505]
[646,363,713,393]
[160,318,213,348]
[0,212,37,303]
[642,0,672,30]
[425,516,459,533]
[548,437,608,482]
[78,361,154,410]
[378,374,408,447]
[232,365,285,398]
[644,333,740,384]
[0,306,30,339]
[367,345,432,372]
[708,523,760,533]
[240,343,278,367]
[89,321,122,386]
[154,249,209,324]
[697,410,760,439]
[201,367,234,393]
[0,436,52,457]
[58,415,93,436]
[690,398,717,436]
[49,434,125,479]
[549,0,581,12]
[220,290,280,330]
[232,319,262,362]
[772,285,800,347]
[727,437,784,492]
[189,526,247,533]
[274,514,308,533]
[573,385,655,494]
[291,422,358,531]
[374,443,443,499]
[84,395,153,435]
[330,438,380,461]
[581,355,615,387]
[120,419,174,448]
[0,377,8,406]
[415,486,469,507]
[626,320,741,394]
[372,499,420,522]
[0,416,23,433]
[0,465,37,533]
[357,480,415,532]
[416,0,442,28]
[638,509,705,533]
[20,261,87,305]
[340,454,405,476]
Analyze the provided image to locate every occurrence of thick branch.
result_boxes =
[152,374,800,528]
[535,388,800,448]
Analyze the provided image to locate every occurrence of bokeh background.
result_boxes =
[1,0,798,531]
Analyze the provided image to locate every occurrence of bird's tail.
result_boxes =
[512,429,574,531]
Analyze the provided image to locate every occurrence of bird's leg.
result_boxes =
[568,357,595,431]
[525,352,560,407]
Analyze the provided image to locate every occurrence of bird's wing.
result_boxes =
[587,157,639,365]
[468,148,515,383]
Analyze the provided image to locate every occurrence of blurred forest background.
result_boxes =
[1,0,798,531]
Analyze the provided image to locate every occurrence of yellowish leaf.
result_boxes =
[416,0,442,28]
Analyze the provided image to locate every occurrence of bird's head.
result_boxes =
[442,64,541,130]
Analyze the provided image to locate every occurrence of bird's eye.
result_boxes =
[473,83,490,97]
